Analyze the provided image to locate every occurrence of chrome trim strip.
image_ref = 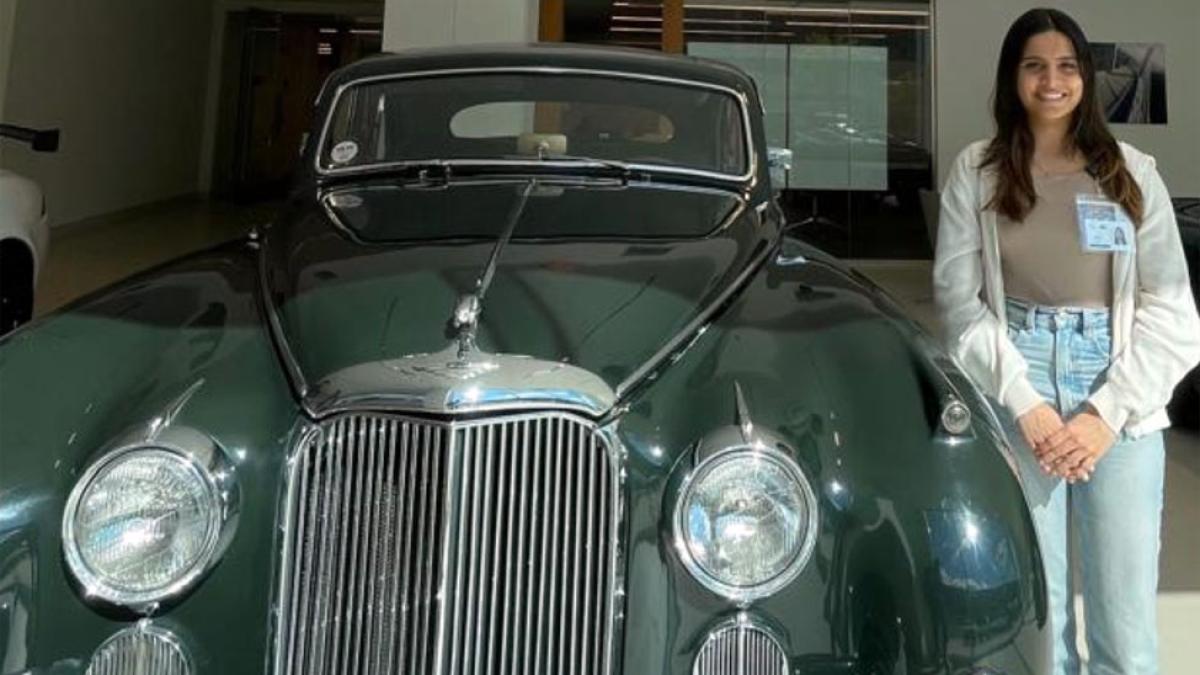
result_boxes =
[614,235,774,404]
[256,241,310,400]
[734,381,755,443]
[596,423,626,675]
[318,180,748,255]
[62,425,241,616]
[273,425,318,675]
[431,424,459,675]
[306,347,618,419]
[312,66,758,185]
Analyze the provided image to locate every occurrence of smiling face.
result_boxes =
[1017,30,1083,127]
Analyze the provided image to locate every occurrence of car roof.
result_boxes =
[318,43,760,103]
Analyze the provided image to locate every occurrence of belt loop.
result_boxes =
[1023,303,1035,330]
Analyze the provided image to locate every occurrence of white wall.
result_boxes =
[1,0,214,226]
[382,0,537,51]
[936,0,1200,196]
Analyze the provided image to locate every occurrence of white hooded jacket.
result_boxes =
[933,140,1200,437]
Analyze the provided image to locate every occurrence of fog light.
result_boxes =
[941,397,973,435]
[86,620,192,675]
[693,615,787,675]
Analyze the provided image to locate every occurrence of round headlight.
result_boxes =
[63,431,237,612]
[674,446,818,601]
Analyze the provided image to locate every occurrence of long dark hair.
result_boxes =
[981,8,1143,224]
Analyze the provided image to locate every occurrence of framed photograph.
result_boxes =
[1090,42,1168,124]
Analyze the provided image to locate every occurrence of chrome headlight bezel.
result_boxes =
[672,441,819,603]
[62,426,239,614]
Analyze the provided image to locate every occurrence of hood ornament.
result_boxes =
[451,293,482,360]
[449,179,537,361]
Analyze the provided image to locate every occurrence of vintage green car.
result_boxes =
[0,45,1048,675]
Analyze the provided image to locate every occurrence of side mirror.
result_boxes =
[767,146,793,171]
[767,146,792,192]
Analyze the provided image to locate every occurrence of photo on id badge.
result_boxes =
[1076,194,1133,253]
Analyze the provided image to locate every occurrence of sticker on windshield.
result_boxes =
[330,141,359,165]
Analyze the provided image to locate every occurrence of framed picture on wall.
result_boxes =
[1090,42,1168,124]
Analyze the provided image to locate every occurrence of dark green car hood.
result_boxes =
[261,181,768,413]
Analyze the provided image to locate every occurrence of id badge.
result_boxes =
[1075,194,1134,253]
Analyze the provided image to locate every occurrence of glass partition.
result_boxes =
[567,0,936,259]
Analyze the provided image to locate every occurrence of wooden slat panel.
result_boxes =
[662,0,684,53]
[539,0,564,42]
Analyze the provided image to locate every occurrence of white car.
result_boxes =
[0,124,56,333]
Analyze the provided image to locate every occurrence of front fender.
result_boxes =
[0,240,298,674]
[614,241,1049,674]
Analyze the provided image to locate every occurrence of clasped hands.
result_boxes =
[1016,402,1116,482]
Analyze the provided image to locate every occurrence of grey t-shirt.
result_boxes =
[998,170,1113,308]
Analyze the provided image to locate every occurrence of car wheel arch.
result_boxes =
[0,237,35,334]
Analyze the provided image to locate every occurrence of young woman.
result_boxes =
[933,8,1200,675]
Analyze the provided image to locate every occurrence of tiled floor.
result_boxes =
[33,197,272,315]
[30,201,1200,673]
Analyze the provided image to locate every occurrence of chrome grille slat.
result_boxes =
[447,425,471,675]
[370,420,396,673]
[520,418,544,671]
[498,420,523,673]
[420,425,444,675]
[391,422,416,675]
[485,423,508,675]
[537,418,560,675]
[276,412,617,675]
[463,426,484,674]
[580,431,596,675]
[347,417,365,672]
[597,428,612,675]
[283,431,313,673]
[362,419,380,668]
[563,419,577,675]
[328,418,352,674]
[475,424,497,675]
[569,424,585,675]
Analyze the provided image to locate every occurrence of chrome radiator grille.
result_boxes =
[275,413,620,675]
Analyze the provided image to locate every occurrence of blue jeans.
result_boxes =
[1001,298,1165,675]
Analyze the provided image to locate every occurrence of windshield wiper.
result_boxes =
[408,157,631,187]
[448,178,538,359]
[531,152,632,175]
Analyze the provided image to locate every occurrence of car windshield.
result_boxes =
[318,72,749,177]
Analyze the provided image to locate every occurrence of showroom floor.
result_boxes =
[31,200,1199,674]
